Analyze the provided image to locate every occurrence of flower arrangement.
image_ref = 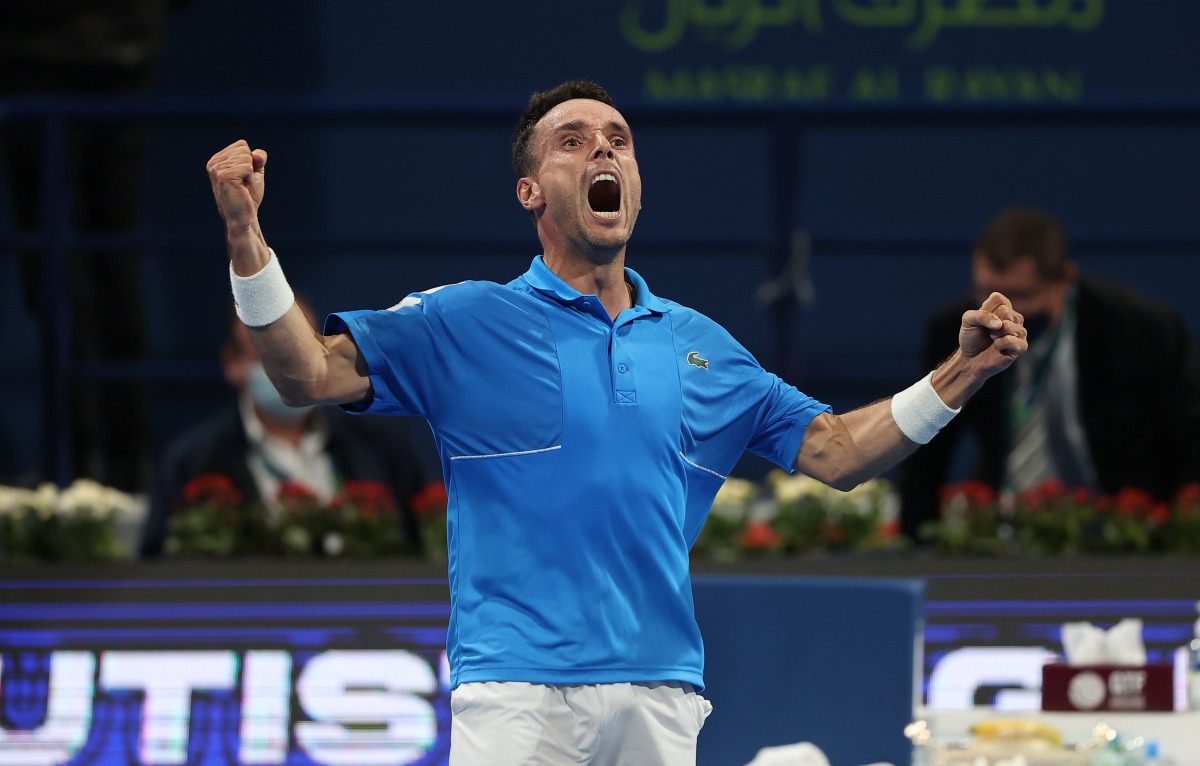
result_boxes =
[694,476,762,560]
[920,479,1200,555]
[0,480,134,562]
[692,470,901,560]
[166,473,271,557]
[166,474,429,559]
[409,482,449,561]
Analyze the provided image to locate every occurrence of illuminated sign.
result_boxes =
[0,575,453,766]
[619,0,1104,53]
[922,599,1195,711]
[1,572,1195,764]
[0,649,448,766]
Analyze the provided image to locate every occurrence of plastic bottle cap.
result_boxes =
[1146,740,1159,758]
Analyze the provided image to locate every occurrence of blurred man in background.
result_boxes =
[900,206,1200,541]
[139,299,430,558]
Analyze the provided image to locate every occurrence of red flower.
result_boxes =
[1017,487,1044,512]
[940,480,998,509]
[277,482,318,501]
[1113,487,1155,517]
[277,482,320,515]
[337,481,397,520]
[739,521,783,551]
[1038,479,1068,502]
[410,483,448,518]
[1149,503,1169,525]
[1174,483,1200,508]
[180,473,242,508]
[819,519,846,545]
[1072,487,1093,505]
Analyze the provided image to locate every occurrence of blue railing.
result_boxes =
[3,93,1200,486]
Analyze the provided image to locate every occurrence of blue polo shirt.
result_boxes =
[326,256,830,689]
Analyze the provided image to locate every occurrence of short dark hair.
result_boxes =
[512,80,616,179]
[974,207,1070,280]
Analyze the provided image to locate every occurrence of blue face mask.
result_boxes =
[246,362,313,422]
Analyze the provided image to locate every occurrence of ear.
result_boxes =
[517,177,543,212]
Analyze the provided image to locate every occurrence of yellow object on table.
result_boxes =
[971,718,1065,746]
[929,718,1087,766]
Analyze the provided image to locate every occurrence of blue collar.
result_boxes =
[522,255,672,314]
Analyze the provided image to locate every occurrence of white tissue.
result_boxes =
[743,743,831,766]
[1061,618,1147,666]
[741,742,894,766]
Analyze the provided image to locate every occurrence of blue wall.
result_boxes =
[1,0,1198,484]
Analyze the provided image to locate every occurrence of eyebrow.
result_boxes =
[552,119,631,136]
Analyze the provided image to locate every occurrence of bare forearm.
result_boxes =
[226,235,368,406]
[210,140,371,407]
[797,402,918,491]
[797,355,976,490]
[227,225,271,276]
[929,349,990,409]
[245,305,367,407]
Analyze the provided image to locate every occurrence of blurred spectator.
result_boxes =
[139,300,429,558]
[900,206,1200,540]
[0,1,193,491]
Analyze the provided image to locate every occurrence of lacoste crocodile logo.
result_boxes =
[686,351,709,370]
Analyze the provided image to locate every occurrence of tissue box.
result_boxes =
[1041,664,1173,711]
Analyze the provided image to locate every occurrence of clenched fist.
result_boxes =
[207,140,267,234]
[958,291,1028,377]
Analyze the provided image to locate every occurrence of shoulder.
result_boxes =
[164,406,242,455]
[386,280,543,321]
[663,300,765,370]
[1076,274,1196,347]
[1078,274,1181,323]
[664,300,737,341]
[159,405,246,474]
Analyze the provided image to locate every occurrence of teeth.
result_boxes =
[592,173,617,186]
[594,211,619,219]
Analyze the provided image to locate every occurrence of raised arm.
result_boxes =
[795,292,1027,490]
[206,140,370,407]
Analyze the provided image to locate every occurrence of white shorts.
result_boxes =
[449,680,713,766]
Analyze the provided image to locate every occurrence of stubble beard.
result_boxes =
[576,205,639,267]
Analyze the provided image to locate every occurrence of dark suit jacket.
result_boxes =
[900,274,1200,539]
[140,405,429,558]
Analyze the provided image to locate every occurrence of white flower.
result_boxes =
[710,477,758,520]
[33,483,59,519]
[323,532,345,557]
[282,526,310,554]
[768,469,831,503]
[0,486,39,516]
[57,479,133,521]
[842,478,894,517]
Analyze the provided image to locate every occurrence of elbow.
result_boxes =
[277,388,318,408]
[273,375,325,408]
[825,467,866,494]
[799,455,865,492]
[802,416,869,492]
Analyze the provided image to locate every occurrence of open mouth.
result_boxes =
[588,173,621,219]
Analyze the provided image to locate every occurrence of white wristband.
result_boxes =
[890,371,960,444]
[230,248,295,327]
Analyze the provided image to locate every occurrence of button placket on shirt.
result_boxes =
[612,317,637,405]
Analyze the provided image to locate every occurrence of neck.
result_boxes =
[543,249,632,319]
